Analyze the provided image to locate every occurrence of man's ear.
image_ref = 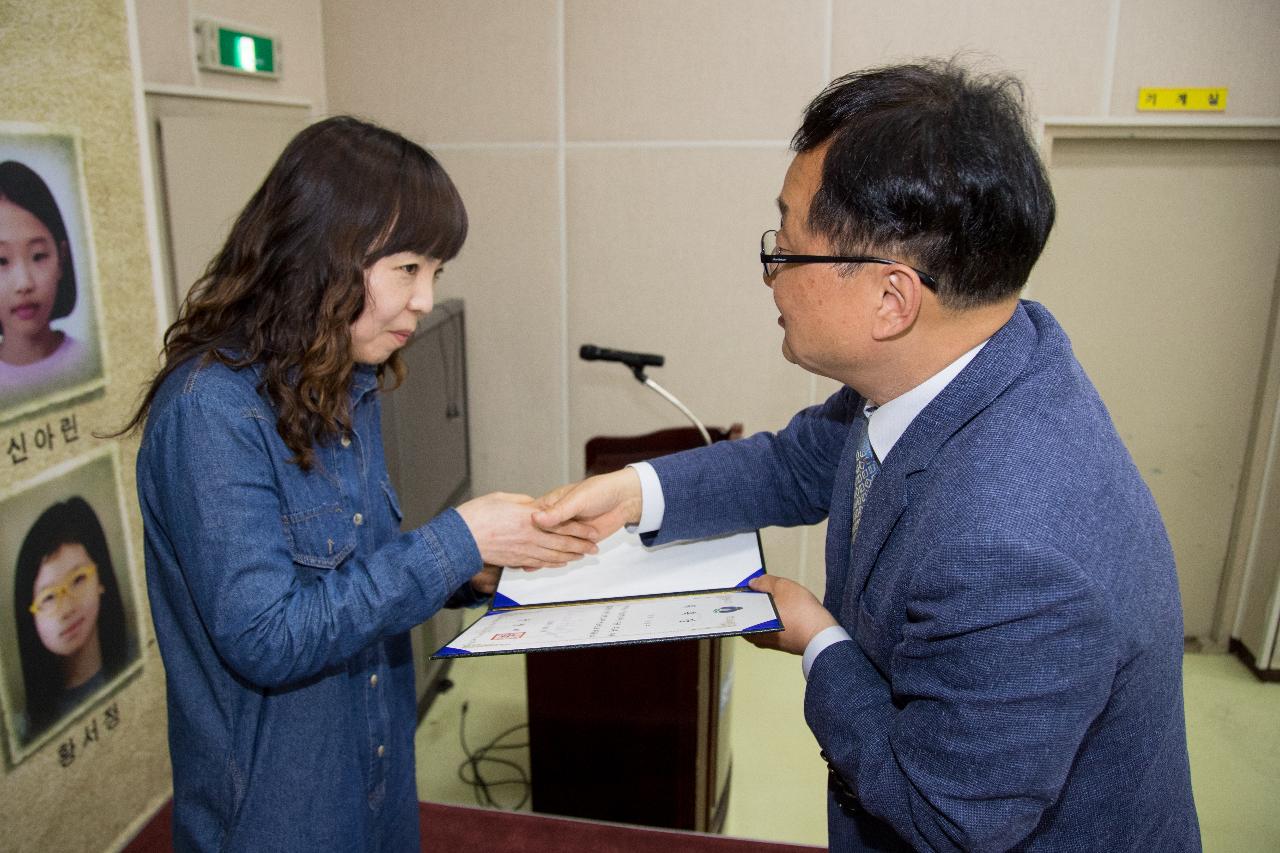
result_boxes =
[870,266,924,341]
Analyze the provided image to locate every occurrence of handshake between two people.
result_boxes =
[453,468,642,595]
[453,467,838,656]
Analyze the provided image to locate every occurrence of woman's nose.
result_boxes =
[410,277,434,314]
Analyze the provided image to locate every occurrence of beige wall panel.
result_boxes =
[565,145,812,482]
[1031,136,1280,638]
[830,0,1114,118]
[430,148,565,498]
[565,0,828,141]
[135,0,197,86]
[0,1,170,850]
[760,525,805,585]
[135,0,327,108]
[761,523,834,596]
[1111,0,1280,117]
[323,0,559,143]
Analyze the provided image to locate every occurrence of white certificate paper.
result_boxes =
[493,529,764,608]
[432,530,780,658]
[435,590,780,658]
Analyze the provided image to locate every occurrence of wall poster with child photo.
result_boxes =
[0,446,141,769]
[0,126,107,423]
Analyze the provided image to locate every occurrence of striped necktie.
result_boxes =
[850,411,880,545]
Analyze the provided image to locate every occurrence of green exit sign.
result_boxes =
[195,19,280,78]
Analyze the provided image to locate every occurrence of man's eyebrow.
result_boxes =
[777,198,788,217]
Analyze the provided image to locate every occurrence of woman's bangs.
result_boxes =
[376,159,468,263]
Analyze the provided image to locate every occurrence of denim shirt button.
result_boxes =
[340,435,351,448]
[353,512,364,526]
[369,673,378,687]
[377,744,386,758]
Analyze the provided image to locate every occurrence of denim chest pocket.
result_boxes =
[282,504,356,570]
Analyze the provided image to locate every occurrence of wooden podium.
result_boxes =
[526,425,742,832]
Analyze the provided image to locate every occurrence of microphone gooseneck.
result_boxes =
[578,343,711,446]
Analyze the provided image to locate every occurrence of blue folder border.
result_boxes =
[435,531,777,658]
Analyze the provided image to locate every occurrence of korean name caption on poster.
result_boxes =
[56,700,120,768]
[6,413,79,464]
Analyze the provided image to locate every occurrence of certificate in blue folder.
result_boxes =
[432,530,781,658]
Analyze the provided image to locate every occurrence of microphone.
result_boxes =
[578,343,711,445]
[579,344,664,370]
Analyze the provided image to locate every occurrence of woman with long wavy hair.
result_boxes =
[122,116,597,852]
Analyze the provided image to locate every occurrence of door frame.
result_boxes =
[1039,117,1280,651]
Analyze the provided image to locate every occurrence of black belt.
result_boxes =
[821,750,861,816]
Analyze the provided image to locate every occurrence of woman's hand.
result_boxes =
[456,492,599,569]
[469,564,501,595]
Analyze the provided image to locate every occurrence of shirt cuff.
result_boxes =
[802,624,853,681]
[625,462,665,534]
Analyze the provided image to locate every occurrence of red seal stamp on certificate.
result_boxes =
[491,631,526,641]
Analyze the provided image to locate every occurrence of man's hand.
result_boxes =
[532,468,643,541]
[456,492,599,569]
[745,575,838,655]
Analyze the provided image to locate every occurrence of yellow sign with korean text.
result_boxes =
[1138,88,1227,111]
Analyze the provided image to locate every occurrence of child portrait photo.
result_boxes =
[0,126,106,422]
[0,447,141,768]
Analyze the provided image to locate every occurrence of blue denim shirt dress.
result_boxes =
[137,356,481,851]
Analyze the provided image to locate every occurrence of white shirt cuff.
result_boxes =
[625,462,665,534]
[802,624,853,680]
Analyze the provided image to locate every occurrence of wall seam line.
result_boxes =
[1100,0,1122,115]
[557,0,570,484]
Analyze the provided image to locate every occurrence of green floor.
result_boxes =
[416,643,1279,850]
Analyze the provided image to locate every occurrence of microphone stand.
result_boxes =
[624,362,712,448]
[582,345,713,447]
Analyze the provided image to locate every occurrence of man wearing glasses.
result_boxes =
[536,59,1199,851]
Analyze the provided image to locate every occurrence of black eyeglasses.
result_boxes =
[760,230,938,290]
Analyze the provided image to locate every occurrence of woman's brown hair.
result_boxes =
[116,116,467,470]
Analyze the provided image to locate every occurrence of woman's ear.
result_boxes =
[870,267,923,341]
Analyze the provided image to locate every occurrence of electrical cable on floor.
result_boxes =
[457,700,531,810]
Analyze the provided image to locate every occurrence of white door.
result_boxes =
[1030,133,1280,640]
[155,114,307,307]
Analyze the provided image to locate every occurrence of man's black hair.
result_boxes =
[793,58,1055,308]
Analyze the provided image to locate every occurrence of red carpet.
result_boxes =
[125,800,825,852]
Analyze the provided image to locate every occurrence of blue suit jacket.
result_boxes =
[647,302,1200,851]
